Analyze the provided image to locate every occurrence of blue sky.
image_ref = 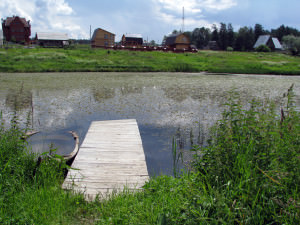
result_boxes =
[1,0,299,43]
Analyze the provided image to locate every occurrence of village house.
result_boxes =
[1,16,31,43]
[121,34,143,47]
[35,32,69,47]
[91,28,115,48]
[165,33,190,50]
[0,29,3,46]
[253,35,283,51]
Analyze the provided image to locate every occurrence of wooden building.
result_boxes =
[253,35,283,51]
[91,28,115,48]
[35,32,69,47]
[121,34,143,47]
[1,16,31,43]
[165,33,190,50]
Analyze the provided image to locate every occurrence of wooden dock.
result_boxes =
[62,119,149,200]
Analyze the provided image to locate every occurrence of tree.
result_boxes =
[191,27,211,49]
[211,24,219,42]
[227,23,235,48]
[254,24,264,41]
[172,30,180,35]
[282,35,300,55]
[245,27,255,50]
[271,25,300,41]
[218,23,228,50]
[235,26,255,51]
[149,40,156,46]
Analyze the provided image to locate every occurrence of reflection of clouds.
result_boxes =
[31,89,95,131]
[0,73,299,133]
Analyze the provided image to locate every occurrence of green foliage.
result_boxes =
[282,35,300,55]
[255,44,271,52]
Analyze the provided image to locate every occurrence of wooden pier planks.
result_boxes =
[62,119,149,200]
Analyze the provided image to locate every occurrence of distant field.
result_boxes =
[0,46,300,74]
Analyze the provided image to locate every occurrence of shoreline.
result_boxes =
[0,71,300,77]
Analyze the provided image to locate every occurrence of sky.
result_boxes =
[1,0,299,43]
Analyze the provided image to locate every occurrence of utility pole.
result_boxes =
[90,25,92,40]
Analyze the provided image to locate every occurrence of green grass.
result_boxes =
[0,46,300,74]
[0,87,299,224]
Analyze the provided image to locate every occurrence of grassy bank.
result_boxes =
[0,88,299,224]
[0,46,300,74]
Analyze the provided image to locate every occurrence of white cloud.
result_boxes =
[153,0,237,29]
[155,0,236,13]
[0,0,87,38]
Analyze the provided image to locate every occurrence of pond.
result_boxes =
[0,72,299,176]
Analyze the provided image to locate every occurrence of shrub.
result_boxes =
[226,46,234,51]
[255,44,271,52]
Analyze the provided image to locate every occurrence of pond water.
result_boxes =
[0,72,299,176]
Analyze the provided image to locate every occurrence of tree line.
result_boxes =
[173,24,300,51]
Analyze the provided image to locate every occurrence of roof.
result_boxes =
[124,34,143,38]
[253,35,282,50]
[91,28,115,40]
[4,16,30,27]
[272,38,283,49]
[253,35,271,48]
[36,32,69,41]
[165,34,178,45]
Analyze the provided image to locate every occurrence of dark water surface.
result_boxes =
[0,72,299,175]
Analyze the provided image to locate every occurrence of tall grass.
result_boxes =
[189,86,300,224]
[0,114,88,224]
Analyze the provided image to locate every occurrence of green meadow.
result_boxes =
[0,87,299,224]
[0,46,300,74]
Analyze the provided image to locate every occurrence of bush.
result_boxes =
[226,46,234,51]
[255,44,271,52]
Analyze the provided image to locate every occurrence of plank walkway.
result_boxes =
[62,119,149,200]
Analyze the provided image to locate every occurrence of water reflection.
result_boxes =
[0,72,299,176]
